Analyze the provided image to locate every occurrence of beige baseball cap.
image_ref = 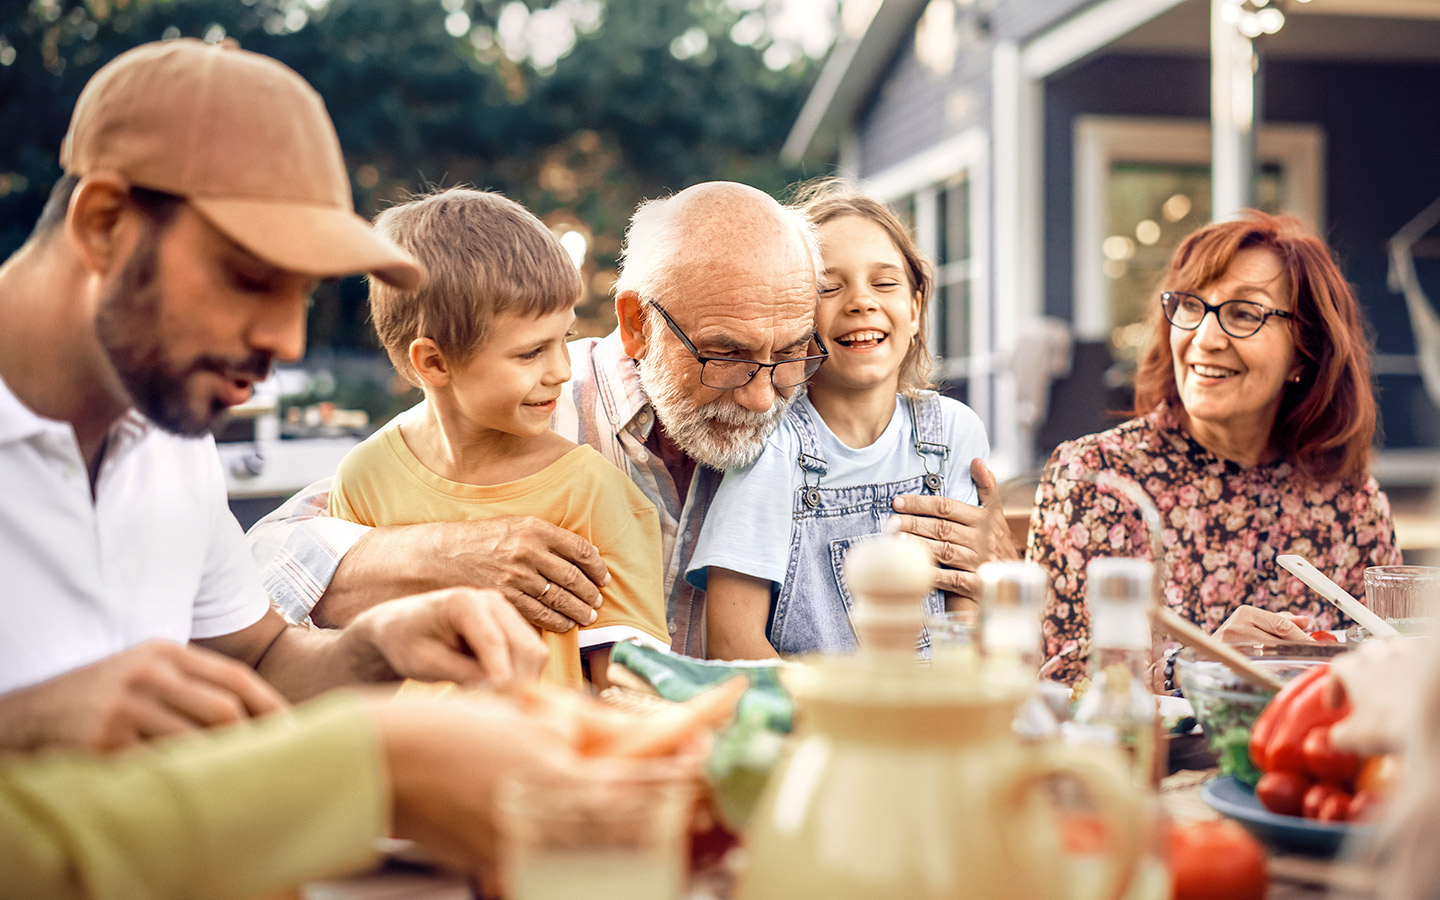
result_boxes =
[60,38,422,289]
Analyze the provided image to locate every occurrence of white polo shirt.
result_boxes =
[0,376,269,692]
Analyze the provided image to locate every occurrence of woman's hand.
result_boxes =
[1213,605,1312,643]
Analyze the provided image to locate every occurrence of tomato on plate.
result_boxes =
[1255,769,1311,817]
[1302,724,1362,782]
[1302,781,1350,820]
[1310,631,1340,643]
[1168,819,1267,900]
[1317,791,1352,823]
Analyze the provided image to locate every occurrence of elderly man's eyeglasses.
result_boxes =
[646,300,828,390]
[1160,291,1294,339]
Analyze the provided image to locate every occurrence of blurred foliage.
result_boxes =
[0,0,826,349]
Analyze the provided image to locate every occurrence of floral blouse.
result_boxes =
[1027,403,1402,685]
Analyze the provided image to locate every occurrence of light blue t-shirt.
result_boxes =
[686,393,989,590]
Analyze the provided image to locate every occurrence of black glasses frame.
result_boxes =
[1160,291,1295,339]
[646,300,828,390]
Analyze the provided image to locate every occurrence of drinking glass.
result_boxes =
[1363,565,1440,626]
[498,758,697,900]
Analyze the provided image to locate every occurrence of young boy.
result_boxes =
[328,188,669,688]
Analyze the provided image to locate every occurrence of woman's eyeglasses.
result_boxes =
[647,300,827,390]
[1160,291,1294,339]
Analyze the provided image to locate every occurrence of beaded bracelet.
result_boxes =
[1162,646,1183,693]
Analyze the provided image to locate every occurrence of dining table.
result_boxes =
[298,761,1379,900]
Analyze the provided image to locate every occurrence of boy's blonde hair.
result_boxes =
[368,187,581,387]
[789,177,935,395]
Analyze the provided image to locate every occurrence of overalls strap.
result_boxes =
[789,401,828,509]
[908,390,949,494]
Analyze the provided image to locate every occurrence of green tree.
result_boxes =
[0,0,827,348]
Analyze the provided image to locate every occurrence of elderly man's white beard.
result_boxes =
[638,354,798,470]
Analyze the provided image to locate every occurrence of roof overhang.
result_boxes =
[785,0,1440,164]
[782,0,929,164]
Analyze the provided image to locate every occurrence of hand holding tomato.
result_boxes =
[1327,638,1426,757]
[1250,659,1400,822]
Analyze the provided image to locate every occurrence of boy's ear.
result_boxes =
[616,290,649,360]
[66,173,138,276]
[409,338,451,388]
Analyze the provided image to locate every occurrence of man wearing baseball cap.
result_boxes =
[0,38,547,752]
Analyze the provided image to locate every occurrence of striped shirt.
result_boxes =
[248,330,716,656]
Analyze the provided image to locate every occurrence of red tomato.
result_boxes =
[1302,724,1362,783]
[1317,790,1353,823]
[1310,631,1340,643]
[1302,781,1347,820]
[1167,820,1268,900]
[1256,769,1311,816]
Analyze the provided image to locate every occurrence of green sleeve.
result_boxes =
[0,693,387,900]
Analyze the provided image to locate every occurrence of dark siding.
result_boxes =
[992,0,1099,42]
[850,0,1102,178]
[1267,60,1440,449]
[853,20,992,176]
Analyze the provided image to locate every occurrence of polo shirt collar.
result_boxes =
[0,374,153,452]
[0,375,50,446]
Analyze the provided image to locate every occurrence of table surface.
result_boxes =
[304,766,1375,900]
[1161,768,1375,900]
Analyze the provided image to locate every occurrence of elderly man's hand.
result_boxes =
[433,517,609,632]
[0,641,288,753]
[345,587,549,688]
[324,516,609,633]
[1212,605,1312,643]
[886,458,1019,600]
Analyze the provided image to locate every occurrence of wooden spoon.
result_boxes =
[1149,605,1286,693]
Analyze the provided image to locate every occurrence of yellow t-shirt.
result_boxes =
[328,418,668,688]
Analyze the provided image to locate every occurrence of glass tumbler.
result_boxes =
[498,758,697,900]
[1363,565,1440,627]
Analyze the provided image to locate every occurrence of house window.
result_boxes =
[1074,117,1325,370]
[1104,161,1284,361]
[893,173,975,383]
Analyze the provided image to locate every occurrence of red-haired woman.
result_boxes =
[1029,211,1402,685]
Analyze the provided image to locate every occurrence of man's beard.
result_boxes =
[94,230,272,437]
[638,352,797,470]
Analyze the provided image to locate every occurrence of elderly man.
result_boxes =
[251,183,1014,657]
[0,39,546,753]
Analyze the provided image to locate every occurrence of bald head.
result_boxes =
[614,181,821,305]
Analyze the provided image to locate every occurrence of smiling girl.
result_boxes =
[689,180,992,659]
[326,188,669,688]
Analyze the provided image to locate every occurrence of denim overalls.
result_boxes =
[767,391,949,656]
